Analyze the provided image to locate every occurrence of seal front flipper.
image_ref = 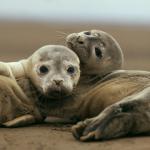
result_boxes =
[2,114,37,127]
[72,86,150,141]
[72,106,133,141]
[74,109,133,141]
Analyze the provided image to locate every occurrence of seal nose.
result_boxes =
[53,79,63,86]
[84,31,91,35]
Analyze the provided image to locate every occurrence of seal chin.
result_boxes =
[45,87,72,99]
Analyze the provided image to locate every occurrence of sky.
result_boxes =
[0,0,150,25]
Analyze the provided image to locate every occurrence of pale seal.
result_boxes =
[0,45,80,127]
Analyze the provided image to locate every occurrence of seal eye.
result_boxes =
[67,66,75,75]
[39,65,49,74]
[95,47,102,59]
[78,41,84,44]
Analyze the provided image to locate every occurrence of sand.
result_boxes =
[0,124,150,150]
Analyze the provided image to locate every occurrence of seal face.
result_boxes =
[26,45,80,99]
[66,30,124,76]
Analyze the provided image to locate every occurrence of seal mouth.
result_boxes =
[49,90,61,97]
[46,88,71,99]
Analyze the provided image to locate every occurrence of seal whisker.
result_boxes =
[56,35,66,38]
[56,30,68,36]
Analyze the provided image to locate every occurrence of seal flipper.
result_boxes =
[72,86,150,141]
[2,114,37,127]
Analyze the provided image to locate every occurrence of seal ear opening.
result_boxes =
[94,47,102,59]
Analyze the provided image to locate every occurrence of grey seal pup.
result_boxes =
[0,45,80,127]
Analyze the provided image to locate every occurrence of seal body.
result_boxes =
[65,30,150,141]
[0,45,80,127]
[71,71,150,141]
[0,61,42,127]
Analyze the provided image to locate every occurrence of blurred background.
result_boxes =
[0,0,149,70]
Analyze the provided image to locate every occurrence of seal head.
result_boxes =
[23,45,80,99]
[66,30,124,77]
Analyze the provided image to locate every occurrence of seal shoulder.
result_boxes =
[0,61,26,80]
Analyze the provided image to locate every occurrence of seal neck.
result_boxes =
[6,60,26,80]
[80,71,112,86]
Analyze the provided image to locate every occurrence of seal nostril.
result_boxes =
[84,31,91,35]
[77,36,84,44]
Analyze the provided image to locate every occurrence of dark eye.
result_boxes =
[78,41,84,44]
[67,66,75,74]
[39,65,49,74]
[95,47,102,59]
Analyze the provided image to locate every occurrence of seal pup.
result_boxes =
[66,30,150,141]
[0,45,80,127]
[65,30,125,115]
